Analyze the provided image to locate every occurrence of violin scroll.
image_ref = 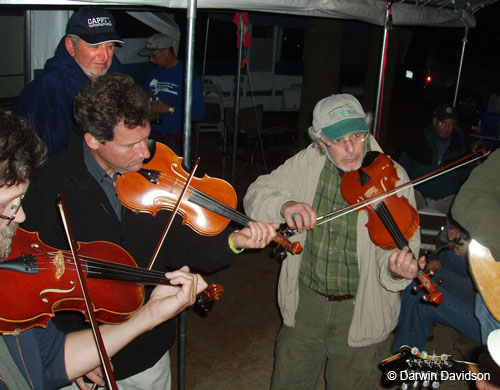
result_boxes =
[195,283,224,314]
[272,223,303,260]
[414,271,444,304]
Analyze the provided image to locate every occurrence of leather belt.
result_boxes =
[315,291,354,302]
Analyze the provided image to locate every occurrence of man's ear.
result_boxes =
[65,36,75,57]
[84,133,100,150]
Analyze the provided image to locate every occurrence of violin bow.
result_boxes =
[314,148,490,228]
[147,157,201,270]
[56,195,118,390]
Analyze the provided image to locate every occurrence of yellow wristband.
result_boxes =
[228,231,244,254]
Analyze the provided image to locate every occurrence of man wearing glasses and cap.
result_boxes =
[14,7,123,158]
[243,94,424,389]
[139,33,205,155]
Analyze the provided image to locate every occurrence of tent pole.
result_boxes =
[24,10,33,83]
[231,14,244,184]
[201,17,209,82]
[178,1,197,389]
[183,0,197,168]
[453,27,469,107]
[373,1,392,140]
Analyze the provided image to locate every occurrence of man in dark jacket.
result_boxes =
[20,73,277,390]
[0,110,208,390]
[398,104,473,212]
[13,7,123,158]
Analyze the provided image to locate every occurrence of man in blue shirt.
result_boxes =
[139,33,205,155]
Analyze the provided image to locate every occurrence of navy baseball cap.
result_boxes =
[434,104,458,121]
[66,7,123,45]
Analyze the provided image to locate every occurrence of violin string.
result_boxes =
[375,202,409,250]
[375,204,427,280]
[30,252,170,285]
[153,170,254,226]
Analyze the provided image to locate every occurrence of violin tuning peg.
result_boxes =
[422,294,430,302]
[436,278,444,286]
[413,284,423,293]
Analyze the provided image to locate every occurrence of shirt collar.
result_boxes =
[83,139,119,183]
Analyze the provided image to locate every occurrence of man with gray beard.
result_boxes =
[13,7,123,158]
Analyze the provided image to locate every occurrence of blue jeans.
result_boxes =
[391,250,480,353]
[475,293,500,345]
[391,284,481,353]
[150,131,182,156]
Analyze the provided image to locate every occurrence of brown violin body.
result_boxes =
[116,142,303,257]
[116,142,237,236]
[0,228,144,334]
[341,151,443,305]
[341,152,420,250]
[0,228,224,334]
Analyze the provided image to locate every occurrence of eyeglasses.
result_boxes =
[320,132,368,148]
[437,120,455,129]
[0,196,23,226]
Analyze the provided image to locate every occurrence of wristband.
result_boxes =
[228,231,244,254]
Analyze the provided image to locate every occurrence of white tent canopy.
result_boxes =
[1,0,496,27]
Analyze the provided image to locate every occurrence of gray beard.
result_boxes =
[0,223,18,262]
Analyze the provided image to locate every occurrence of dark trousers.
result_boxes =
[150,131,182,156]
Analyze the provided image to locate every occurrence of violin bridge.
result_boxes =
[54,250,65,279]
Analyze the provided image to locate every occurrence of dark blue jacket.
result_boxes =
[13,37,122,158]
[398,124,473,200]
[20,132,237,379]
[1,322,69,390]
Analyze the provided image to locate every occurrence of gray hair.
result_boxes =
[67,34,79,49]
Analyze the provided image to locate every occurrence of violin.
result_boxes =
[0,228,223,334]
[341,151,443,304]
[115,142,302,258]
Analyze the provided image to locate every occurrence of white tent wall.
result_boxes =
[31,10,72,73]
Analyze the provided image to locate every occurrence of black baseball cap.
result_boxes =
[434,104,458,121]
[66,7,123,45]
